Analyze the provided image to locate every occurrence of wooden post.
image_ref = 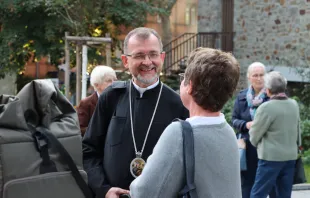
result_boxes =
[65,32,70,99]
[35,62,39,78]
[76,44,82,105]
[81,45,88,99]
[105,33,112,66]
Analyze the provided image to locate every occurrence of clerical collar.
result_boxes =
[132,79,160,98]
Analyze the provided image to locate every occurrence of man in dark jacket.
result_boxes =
[82,27,188,198]
[77,66,116,135]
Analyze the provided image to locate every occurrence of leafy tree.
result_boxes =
[0,0,65,77]
[0,0,166,78]
[156,0,177,46]
[142,0,177,45]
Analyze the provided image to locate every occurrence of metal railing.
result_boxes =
[163,32,234,74]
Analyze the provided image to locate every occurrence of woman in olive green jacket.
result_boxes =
[249,71,300,198]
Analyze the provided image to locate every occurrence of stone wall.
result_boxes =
[198,0,222,32]
[234,0,310,85]
[198,0,310,88]
[0,74,16,95]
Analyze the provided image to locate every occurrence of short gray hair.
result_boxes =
[123,27,163,54]
[264,71,287,94]
[247,62,266,78]
[90,66,116,87]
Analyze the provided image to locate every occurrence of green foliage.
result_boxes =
[103,0,164,28]
[291,96,310,152]
[289,83,310,107]
[0,0,67,77]
[161,72,180,91]
[222,97,236,126]
[288,82,310,160]
[301,119,310,152]
[303,150,310,165]
[144,0,177,16]
[304,164,310,183]
[0,0,171,79]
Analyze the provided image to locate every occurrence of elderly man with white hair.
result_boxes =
[249,71,300,198]
[77,65,117,135]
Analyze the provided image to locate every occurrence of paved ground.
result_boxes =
[266,190,310,198]
[266,184,310,198]
[292,184,310,198]
[292,190,310,198]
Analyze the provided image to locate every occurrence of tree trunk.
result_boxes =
[160,14,172,46]
[160,14,172,74]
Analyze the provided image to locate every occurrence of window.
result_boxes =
[191,7,196,25]
[185,7,190,25]
[157,15,162,23]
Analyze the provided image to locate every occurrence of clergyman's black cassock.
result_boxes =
[82,80,189,197]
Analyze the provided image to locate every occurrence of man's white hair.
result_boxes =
[247,62,266,78]
[90,65,116,87]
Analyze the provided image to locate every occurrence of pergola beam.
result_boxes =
[65,36,112,43]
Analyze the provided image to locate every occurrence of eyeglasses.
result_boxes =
[179,73,185,82]
[125,52,162,61]
[251,74,264,79]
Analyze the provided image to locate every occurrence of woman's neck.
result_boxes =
[254,88,262,96]
[188,101,220,117]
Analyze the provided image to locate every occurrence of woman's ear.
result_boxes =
[187,80,193,95]
[93,83,99,90]
[266,88,271,97]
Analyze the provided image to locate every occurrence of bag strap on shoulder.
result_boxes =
[174,119,198,198]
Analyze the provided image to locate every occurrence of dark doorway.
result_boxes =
[222,0,234,52]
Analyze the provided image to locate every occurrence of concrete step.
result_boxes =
[292,184,310,198]
[293,184,310,191]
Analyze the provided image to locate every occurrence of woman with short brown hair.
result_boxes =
[130,47,242,198]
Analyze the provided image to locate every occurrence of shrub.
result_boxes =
[293,96,310,152]
[303,150,310,165]
[222,97,235,126]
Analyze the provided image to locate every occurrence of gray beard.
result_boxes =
[136,73,159,85]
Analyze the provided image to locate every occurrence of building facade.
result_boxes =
[146,0,198,38]
[198,0,310,86]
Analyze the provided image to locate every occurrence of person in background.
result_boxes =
[232,62,271,198]
[76,65,116,135]
[130,47,242,198]
[249,71,299,198]
[82,27,188,198]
